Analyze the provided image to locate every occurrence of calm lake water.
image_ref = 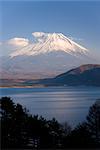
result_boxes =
[0,86,100,127]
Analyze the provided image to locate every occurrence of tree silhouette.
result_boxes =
[46,118,64,148]
[0,97,29,148]
[86,99,100,145]
[1,97,100,149]
[0,97,15,148]
[0,97,65,148]
[0,97,15,118]
[63,122,95,148]
[62,100,100,148]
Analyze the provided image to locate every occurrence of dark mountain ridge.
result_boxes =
[39,64,100,86]
[0,64,100,87]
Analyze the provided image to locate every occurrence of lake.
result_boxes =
[0,86,100,127]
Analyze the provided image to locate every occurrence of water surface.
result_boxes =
[0,86,100,126]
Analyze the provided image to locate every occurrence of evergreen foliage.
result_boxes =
[0,97,100,149]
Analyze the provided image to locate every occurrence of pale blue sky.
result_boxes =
[0,0,100,57]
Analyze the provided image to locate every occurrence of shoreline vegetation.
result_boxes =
[0,97,100,149]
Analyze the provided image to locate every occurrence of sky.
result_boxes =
[0,0,100,58]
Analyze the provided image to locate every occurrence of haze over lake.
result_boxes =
[0,86,100,126]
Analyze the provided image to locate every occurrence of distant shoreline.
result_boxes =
[0,85,46,88]
[0,85,100,88]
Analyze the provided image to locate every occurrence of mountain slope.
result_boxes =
[10,32,88,57]
[40,64,100,86]
[1,32,97,79]
[1,64,100,87]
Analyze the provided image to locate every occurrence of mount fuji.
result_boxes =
[1,32,97,79]
[10,32,88,57]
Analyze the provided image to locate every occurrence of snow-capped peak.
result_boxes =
[10,32,88,57]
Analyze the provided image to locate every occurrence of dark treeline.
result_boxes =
[0,97,100,149]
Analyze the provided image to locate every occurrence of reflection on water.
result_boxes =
[0,86,100,126]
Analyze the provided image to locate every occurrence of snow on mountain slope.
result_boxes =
[10,32,88,57]
[1,32,95,79]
